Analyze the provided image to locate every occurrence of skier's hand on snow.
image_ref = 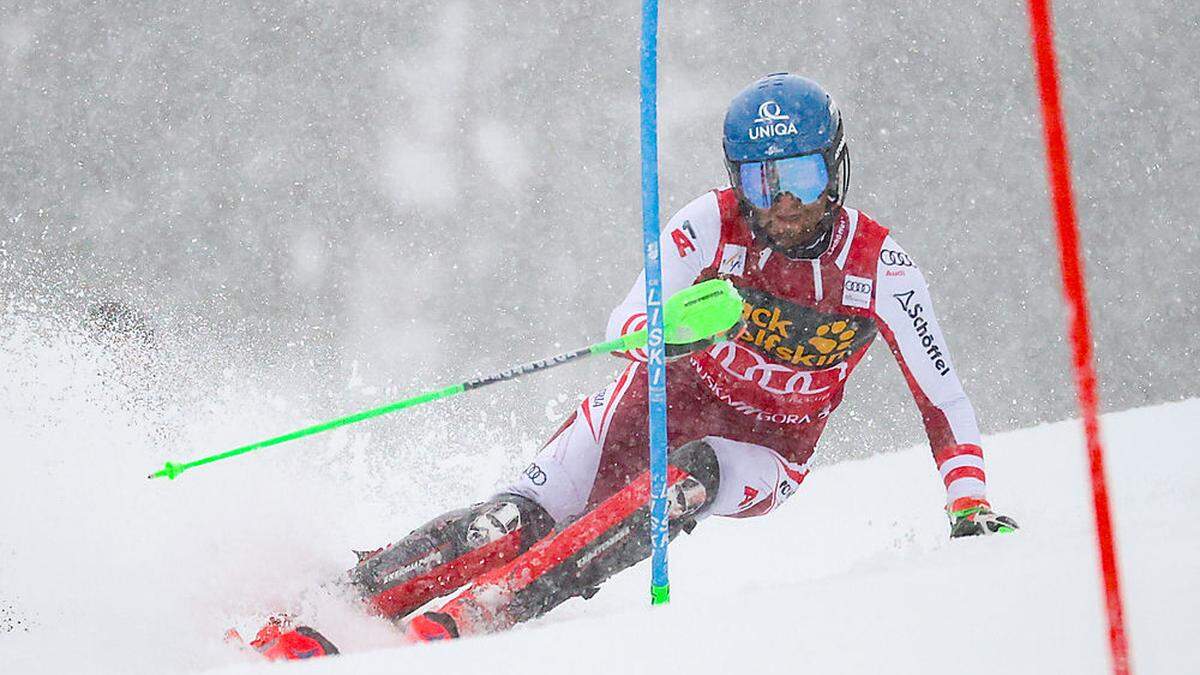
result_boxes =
[948,497,1018,538]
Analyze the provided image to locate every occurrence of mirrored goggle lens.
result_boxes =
[737,154,830,209]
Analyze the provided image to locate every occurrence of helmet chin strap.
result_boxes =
[742,198,839,261]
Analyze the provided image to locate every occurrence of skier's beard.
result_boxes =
[746,196,837,260]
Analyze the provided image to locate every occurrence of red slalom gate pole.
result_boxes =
[1025,2,1131,674]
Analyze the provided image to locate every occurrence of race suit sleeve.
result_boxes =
[873,235,987,507]
[606,191,723,361]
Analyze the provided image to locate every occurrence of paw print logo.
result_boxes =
[807,320,856,355]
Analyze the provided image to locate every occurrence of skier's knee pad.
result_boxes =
[462,494,555,550]
[347,494,554,620]
[667,440,721,523]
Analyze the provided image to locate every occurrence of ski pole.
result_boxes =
[147,278,743,481]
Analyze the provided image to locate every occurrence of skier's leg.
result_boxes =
[248,370,639,660]
[404,439,721,640]
[244,494,555,660]
[505,363,644,524]
[344,366,651,621]
[346,494,555,620]
[345,367,648,623]
[701,436,810,519]
[404,433,811,641]
[247,495,557,660]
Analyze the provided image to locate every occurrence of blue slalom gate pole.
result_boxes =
[639,0,670,606]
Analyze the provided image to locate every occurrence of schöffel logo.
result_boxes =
[892,290,951,376]
[749,100,799,141]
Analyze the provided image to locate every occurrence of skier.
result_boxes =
[249,73,1017,660]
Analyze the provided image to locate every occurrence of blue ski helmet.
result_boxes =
[723,73,850,209]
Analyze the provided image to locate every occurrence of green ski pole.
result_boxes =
[148,278,743,481]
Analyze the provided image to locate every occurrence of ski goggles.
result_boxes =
[734,153,830,209]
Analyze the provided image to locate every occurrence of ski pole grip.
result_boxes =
[601,279,744,355]
[663,278,743,344]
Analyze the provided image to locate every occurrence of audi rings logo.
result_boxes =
[754,100,789,124]
[842,274,873,310]
[844,279,872,294]
[523,463,547,486]
[880,249,915,267]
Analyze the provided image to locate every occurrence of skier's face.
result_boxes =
[753,192,828,249]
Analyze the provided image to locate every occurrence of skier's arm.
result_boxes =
[872,236,988,508]
[607,192,722,361]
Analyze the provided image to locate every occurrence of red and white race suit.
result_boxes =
[508,188,987,523]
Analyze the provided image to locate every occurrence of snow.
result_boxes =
[2,310,1195,675]
[206,399,1200,675]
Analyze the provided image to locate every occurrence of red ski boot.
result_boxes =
[247,615,339,660]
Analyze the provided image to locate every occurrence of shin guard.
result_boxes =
[348,494,554,620]
[407,440,720,640]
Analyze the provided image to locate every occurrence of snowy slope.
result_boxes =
[0,316,1196,674]
[5,343,1196,675]
[195,398,1199,675]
